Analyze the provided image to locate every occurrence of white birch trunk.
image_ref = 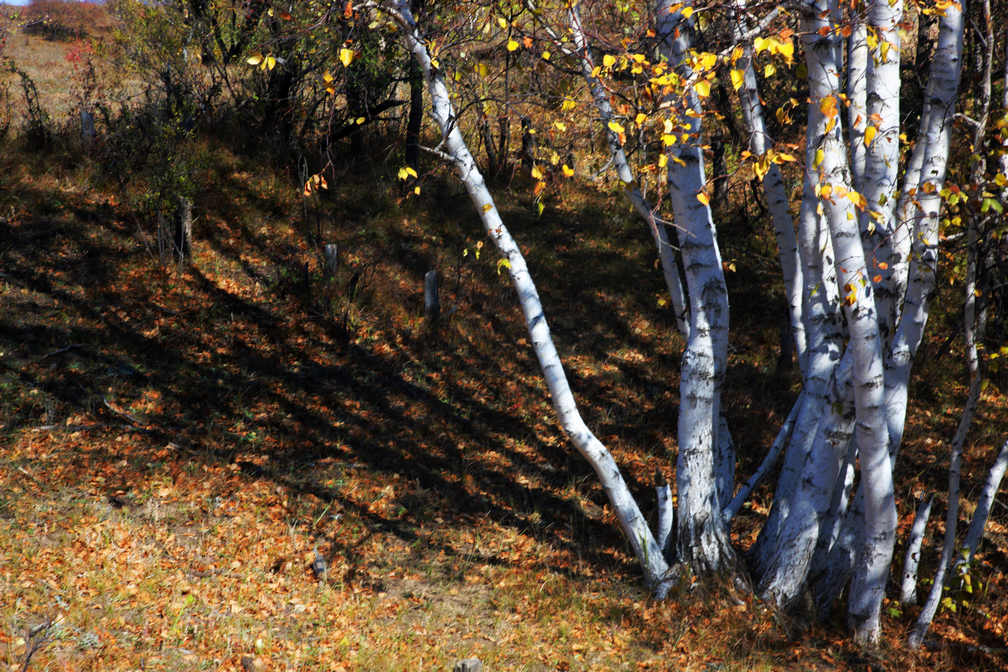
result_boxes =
[733,31,807,376]
[847,22,868,191]
[723,393,801,523]
[568,4,690,339]
[656,0,735,574]
[656,470,675,558]
[750,80,844,583]
[798,0,895,644]
[860,0,904,343]
[886,0,965,465]
[899,494,933,605]
[388,0,673,592]
[960,439,1008,563]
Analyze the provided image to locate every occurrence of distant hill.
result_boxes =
[4,0,114,41]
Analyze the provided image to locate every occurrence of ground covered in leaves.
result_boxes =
[3,21,1008,672]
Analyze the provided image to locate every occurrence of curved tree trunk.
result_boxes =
[388,0,674,594]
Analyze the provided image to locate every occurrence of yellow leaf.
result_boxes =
[607,120,625,134]
[497,17,508,29]
[698,52,717,70]
[635,112,647,125]
[754,37,769,53]
[603,54,616,68]
[662,133,676,146]
[531,165,544,180]
[554,121,567,131]
[764,63,776,77]
[264,55,277,70]
[695,80,711,97]
[339,48,356,67]
[507,39,519,52]
[355,117,365,125]
[730,69,744,90]
[561,99,577,112]
[476,62,488,78]
[414,186,421,195]
[776,39,794,64]
[562,164,574,177]
[864,125,878,147]
[697,192,710,206]
[497,258,511,275]
[541,50,551,60]
[323,71,334,83]
[820,95,838,117]
[481,203,494,212]
[681,6,694,18]
[247,54,263,66]
[658,154,668,168]
[814,148,825,168]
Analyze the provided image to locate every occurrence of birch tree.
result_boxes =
[355,0,1008,648]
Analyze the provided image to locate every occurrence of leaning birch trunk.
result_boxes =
[386,0,673,593]
[899,494,933,605]
[656,0,735,575]
[731,5,806,376]
[960,439,1008,563]
[567,3,689,339]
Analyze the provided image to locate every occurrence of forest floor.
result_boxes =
[2,13,1008,672]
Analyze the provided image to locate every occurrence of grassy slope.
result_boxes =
[1,20,1008,672]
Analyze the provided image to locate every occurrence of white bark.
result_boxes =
[860,0,904,343]
[388,0,673,591]
[798,0,894,645]
[899,494,933,605]
[847,21,868,190]
[656,470,675,558]
[961,439,1008,563]
[906,2,974,647]
[657,0,735,574]
[750,56,845,585]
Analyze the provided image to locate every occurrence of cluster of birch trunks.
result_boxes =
[378,0,1008,647]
